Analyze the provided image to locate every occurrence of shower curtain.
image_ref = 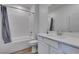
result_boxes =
[1,5,11,43]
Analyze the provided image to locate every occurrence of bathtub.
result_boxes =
[0,36,35,54]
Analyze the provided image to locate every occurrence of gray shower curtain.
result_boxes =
[1,5,11,43]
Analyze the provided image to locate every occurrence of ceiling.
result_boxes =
[15,4,33,9]
[4,4,67,13]
[5,4,34,10]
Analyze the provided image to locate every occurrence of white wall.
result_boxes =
[39,5,49,33]
[7,7,34,41]
[49,5,79,32]
[33,5,39,35]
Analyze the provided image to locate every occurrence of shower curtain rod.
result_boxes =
[0,5,35,14]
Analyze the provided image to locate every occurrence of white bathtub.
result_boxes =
[0,36,35,54]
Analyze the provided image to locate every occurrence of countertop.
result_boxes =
[38,33,79,48]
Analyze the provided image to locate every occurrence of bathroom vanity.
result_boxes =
[38,32,79,54]
[43,4,79,54]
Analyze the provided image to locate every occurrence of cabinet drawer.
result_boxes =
[61,43,79,54]
[43,38,59,49]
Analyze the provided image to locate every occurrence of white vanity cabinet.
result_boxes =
[38,35,79,54]
[38,36,64,54]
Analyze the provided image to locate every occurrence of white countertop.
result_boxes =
[38,33,79,48]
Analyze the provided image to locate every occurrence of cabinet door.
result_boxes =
[49,47,64,54]
[61,43,79,54]
[38,41,49,54]
[49,47,58,54]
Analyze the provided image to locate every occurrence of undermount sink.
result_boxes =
[47,31,63,36]
[47,31,79,40]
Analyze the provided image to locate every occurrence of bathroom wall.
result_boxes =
[48,5,79,32]
[39,5,49,33]
[33,5,39,35]
[7,6,34,41]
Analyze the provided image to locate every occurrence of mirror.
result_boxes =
[48,4,79,33]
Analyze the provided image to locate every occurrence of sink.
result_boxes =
[47,31,74,39]
[47,31,63,37]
